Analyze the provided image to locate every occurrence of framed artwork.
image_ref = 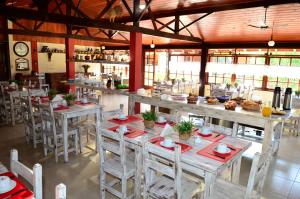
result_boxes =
[15,58,29,71]
[13,42,29,57]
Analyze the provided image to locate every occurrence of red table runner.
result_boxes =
[195,129,225,142]
[108,126,147,138]
[74,101,94,106]
[197,142,242,163]
[155,121,176,127]
[0,172,33,199]
[150,137,192,153]
[54,105,70,111]
[108,115,142,125]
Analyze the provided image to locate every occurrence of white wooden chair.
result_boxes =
[55,183,67,199]
[143,142,202,199]
[0,85,12,125]
[99,127,135,199]
[100,103,124,121]
[210,147,272,199]
[10,149,43,199]
[20,92,42,148]
[283,116,300,136]
[40,103,79,162]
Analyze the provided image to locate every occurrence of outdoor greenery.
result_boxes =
[142,111,157,121]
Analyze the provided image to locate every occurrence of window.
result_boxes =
[144,51,155,86]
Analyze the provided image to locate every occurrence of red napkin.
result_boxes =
[195,129,225,142]
[54,105,70,111]
[0,172,34,199]
[150,137,192,153]
[155,121,176,127]
[108,115,142,125]
[197,142,242,163]
[74,101,94,106]
[108,126,147,138]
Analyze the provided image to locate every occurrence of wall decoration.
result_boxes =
[15,58,29,71]
[13,42,29,57]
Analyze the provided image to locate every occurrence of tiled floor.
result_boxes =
[1,94,300,198]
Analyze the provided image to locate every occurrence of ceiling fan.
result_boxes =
[248,7,270,29]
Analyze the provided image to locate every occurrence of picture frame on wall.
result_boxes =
[15,58,29,71]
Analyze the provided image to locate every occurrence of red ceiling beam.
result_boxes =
[114,0,300,23]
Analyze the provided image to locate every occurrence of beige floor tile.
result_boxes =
[288,182,300,199]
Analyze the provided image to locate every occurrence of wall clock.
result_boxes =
[13,42,29,57]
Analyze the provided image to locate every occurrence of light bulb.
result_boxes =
[139,4,146,9]
[150,43,155,48]
[101,46,105,50]
[268,40,275,47]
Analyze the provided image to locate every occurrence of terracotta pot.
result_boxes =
[179,131,192,140]
[144,120,155,129]
[67,100,74,106]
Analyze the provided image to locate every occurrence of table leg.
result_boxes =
[10,94,15,126]
[128,95,135,115]
[231,157,242,183]
[63,115,69,162]
[262,120,273,152]
[203,172,216,199]
[95,109,101,153]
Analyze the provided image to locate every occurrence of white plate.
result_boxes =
[214,147,231,154]
[0,180,16,194]
[160,141,175,148]
[118,117,128,121]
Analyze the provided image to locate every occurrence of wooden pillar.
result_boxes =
[65,37,75,92]
[129,32,143,113]
[31,41,39,73]
[0,16,10,80]
[262,76,268,90]
[199,45,208,96]
[231,74,236,84]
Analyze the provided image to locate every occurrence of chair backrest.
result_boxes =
[98,128,127,172]
[245,147,272,199]
[101,104,124,121]
[55,183,66,199]
[143,142,182,198]
[10,149,43,199]
[20,92,35,126]
[39,103,58,142]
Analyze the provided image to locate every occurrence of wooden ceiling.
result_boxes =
[3,0,300,46]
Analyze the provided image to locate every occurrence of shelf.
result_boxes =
[73,60,129,65]
[38,52,65,54]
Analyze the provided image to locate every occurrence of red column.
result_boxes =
[65,38,75,92]
[129,32,143,113]
[31,41,39,73]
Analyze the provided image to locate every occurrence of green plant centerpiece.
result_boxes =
[142,111,157,129]
[48,89,57,100]
[295,90,300,98]
[64,93,76,106]
[175,120,194,140]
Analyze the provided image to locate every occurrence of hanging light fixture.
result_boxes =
[150,40,155,48]
[268,22,275,47]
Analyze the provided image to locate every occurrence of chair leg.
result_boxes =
[43,134,48,157]
[79,130,84,153]
[55,146,58,162]
[75,133,79,155]
[33,128,37,149]
[121,177,127,199]
[100,168,106,199]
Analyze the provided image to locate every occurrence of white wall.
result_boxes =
[37,42,66,73]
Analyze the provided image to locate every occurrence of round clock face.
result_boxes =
[13,42,29,57]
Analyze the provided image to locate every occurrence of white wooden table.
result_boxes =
[54,103,101,162]
[128,94,298,153]
[100,116,251,199]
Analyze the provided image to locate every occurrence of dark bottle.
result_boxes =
[272,87,281,108]
[283,87,292,110]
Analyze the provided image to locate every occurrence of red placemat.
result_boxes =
[195,129,225,142]
[197,142,242,163]
[0,172,33,199]
[54,105,70,111]
[74,101,94,106]
[108,115,142,125]
[150,137,192,153]
[108,126,147,138]
[155,121,176,127]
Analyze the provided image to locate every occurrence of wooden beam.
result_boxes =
[157,19,175,31]
[118,32,129,41]
[0,6,202,43]
[74,0,83,17]
[115,0,300,22]
[179,20,193,37]
[199,45,208,96]
[121,0,133,18]
[1,29,130,44]
[179,12,212,32]
[144,0,157,30]
[174,15,179,34]
[10,19,30,31]
[133,0,141,26]
[137,0,152,22]
[95,0,117,20]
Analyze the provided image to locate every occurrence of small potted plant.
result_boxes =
[142,111,157,129]
[48,89,57,100]
[64,93,76,106]
[175,120,194,140]
[295,90,300,98]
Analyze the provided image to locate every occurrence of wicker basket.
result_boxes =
[241,102,260,112]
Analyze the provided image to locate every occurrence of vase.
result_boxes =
[179,131,191,140]
[144,120,155,129]
[67,100,74,106]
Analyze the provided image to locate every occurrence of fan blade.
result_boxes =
[248,24,261,28]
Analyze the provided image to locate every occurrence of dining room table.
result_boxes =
[0,162,34,199]
[99,114,252,199]
[53,102,101,162]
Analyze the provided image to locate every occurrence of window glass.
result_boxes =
[291,58,300,67]
[256,57,265,65]
[247,57,256,65]
[218,57,226,64]
[280,58,291,66]
[270,58,280,66]
[226,57,233,64]
[237,57,246,64]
